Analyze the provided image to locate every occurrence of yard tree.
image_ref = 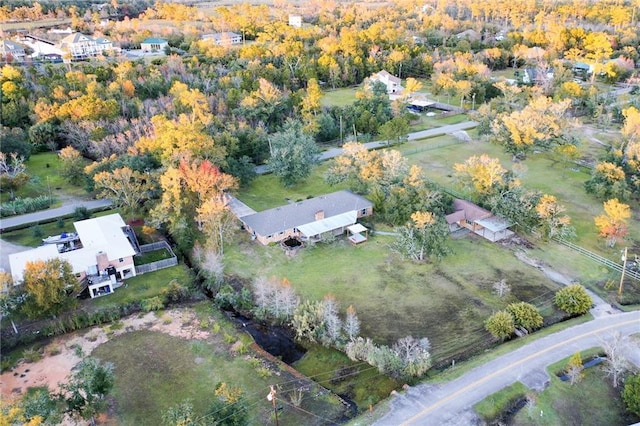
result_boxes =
[93,167,154,215]
[484,310,515,341]
[208,382,248,426]
[493,279,511,298]
[391,211,451,262]
[300,78,322,132]
[21,258,78,319]
[58,146,86,183]
[565,352,584,385]
[162,399,199,426]
[267,119,320,187]
[600,332,630,389]
[343,305,360,341]
[321,295,343,346]
[252,276,299,322]
[594,198,631,247]
[554,284,592,316]
[506,302,543,332]
[325,142,375,193]
[169,81,211,125]
[378,116,410,146]
[585,162,630,201]
[0,152,29,201]
[392,336,432,378]
[192,243,224,293]
[291,299,325,343]
[135,115,226,166]
[535,194,575,240]
[60,358,114,422]
[622,373,640,417]
[151,159,237,252]
[453,154,507,197]
[490,97,572,159]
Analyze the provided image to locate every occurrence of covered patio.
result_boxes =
[473,216,513,242]
[297,211,357,241]
[347,223,369,245]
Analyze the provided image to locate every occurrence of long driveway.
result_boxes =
[255,121,478,174]
[372,311,640,425]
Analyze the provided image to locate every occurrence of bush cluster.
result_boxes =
[0,196,55,218]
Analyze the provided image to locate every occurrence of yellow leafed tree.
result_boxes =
[594,198,631,247]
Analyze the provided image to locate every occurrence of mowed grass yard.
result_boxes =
[225,230,563,364]
[1,153,89,204]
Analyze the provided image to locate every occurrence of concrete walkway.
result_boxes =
[255,121,478,174]
[372,311,640,425]
[0,199,113,230]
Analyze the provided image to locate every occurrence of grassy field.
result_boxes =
[293,344,398,410]
[224,229,563,363]
[1,152,89,204]
[320,87,359,107]
[237,163,349,211]
[92,304,347,425]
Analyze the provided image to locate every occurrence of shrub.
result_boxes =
[0,196,55,217]
[506,302,543,332]
[622,373,640,417]
[484,310,515,341]
[141,296,165,312]
[554,284,592,315]
[73,206,92,221]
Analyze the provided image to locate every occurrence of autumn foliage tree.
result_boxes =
[151,159,238,253]
[454,154,507,197]
[21,258,78,319]
[484,310,515,341]
[490,97,573,159]
[594,198,631,247]
[535,194,575,240]
[93,167,154,215]
[391,211,451,262]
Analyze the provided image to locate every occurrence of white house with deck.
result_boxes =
[9,214,139,298]
[368,70,402,94]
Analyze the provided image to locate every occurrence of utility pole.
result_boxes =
[267,385,279,426]
[619,247,628,296]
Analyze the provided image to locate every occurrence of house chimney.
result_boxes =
[315,210,325,221]
[96,251,109,270]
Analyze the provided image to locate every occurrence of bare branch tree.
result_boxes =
[600,331,630,388]
[493,278,511,298]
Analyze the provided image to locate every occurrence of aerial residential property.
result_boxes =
[57,32,113,59]
[9,214,139,298]
[201,31,242,46]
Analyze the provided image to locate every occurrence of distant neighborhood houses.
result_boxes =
[238,190,373,246]
[58,32,113,59]
[141,37,168,52]
[201,32,242,46]
[0,39,26,62]
[445,199,513,242]
[368,69,402,94]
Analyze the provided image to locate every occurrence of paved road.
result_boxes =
[0,199,113,230]
[373,311,640,425]
[255,121,478,174]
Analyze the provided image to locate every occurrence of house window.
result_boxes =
[119,258,123,263]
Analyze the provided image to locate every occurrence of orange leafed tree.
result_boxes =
[594,198,631,247]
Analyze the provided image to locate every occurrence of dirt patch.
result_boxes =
[0,309,210,401]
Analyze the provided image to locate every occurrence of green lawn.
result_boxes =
[133,248,174,266]
[237,163,349,211]
[225,230,563,363]
[321,87,359,107]
[89,265,191,309]
[509,350,637,426]
[92,305,347,425]
[294,344,399,410]
[474,381,529,421]
[1,152,89,204]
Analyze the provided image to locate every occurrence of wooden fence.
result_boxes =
[135,241,178,275]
